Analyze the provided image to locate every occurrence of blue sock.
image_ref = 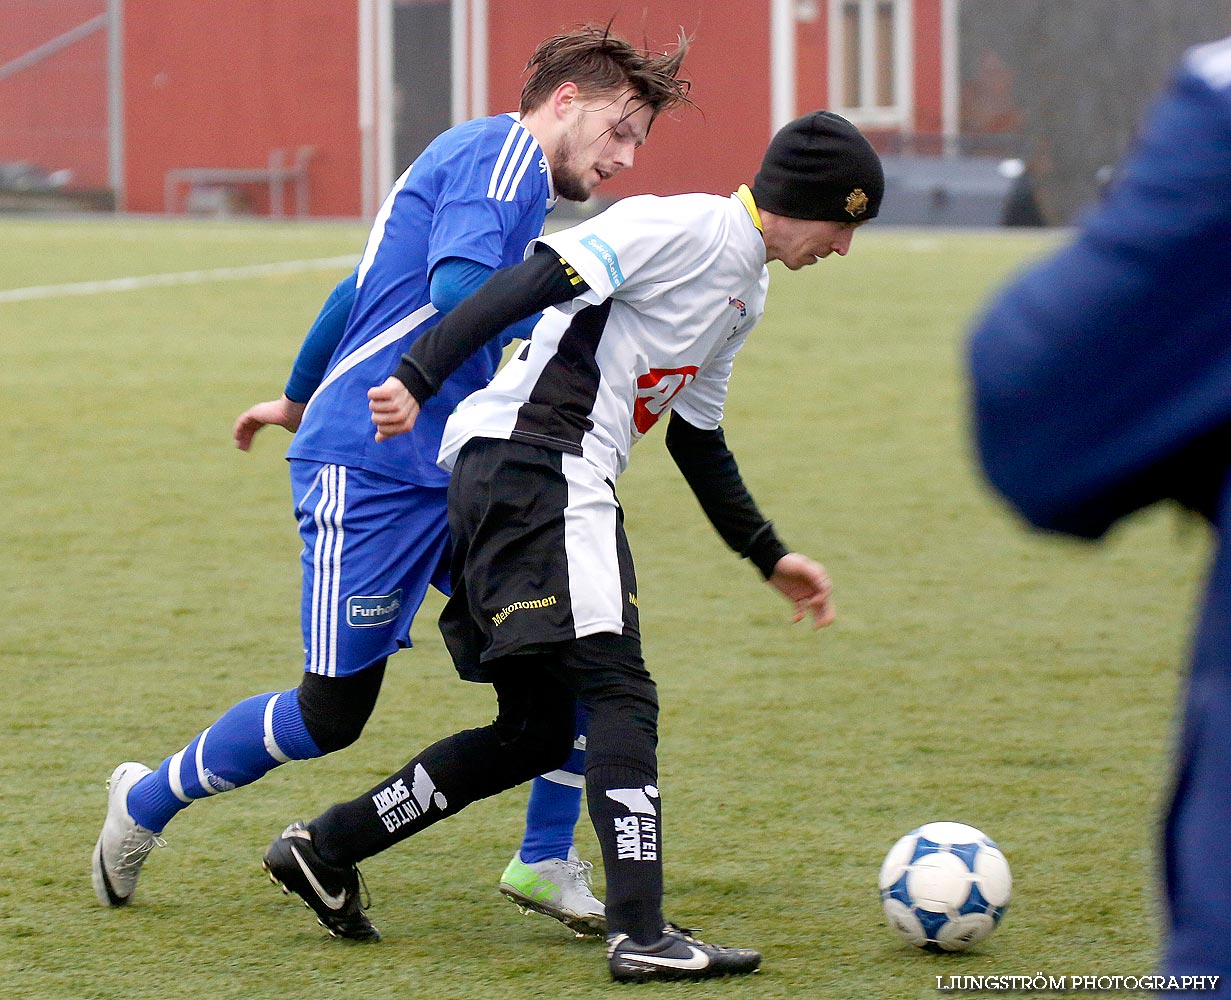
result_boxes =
[519,707,586,863]
[126,690,321,833]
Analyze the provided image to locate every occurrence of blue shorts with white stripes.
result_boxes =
[291,459,452,678]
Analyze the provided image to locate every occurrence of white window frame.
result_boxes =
[827,0,914,130]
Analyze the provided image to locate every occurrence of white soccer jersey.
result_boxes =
[438,191,769,481]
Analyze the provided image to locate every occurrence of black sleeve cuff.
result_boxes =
[744,522,789,579]
[392,356,438,403]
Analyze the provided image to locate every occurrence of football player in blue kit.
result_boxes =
[92,25,691,939]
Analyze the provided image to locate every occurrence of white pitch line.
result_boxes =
[0,255,356,304]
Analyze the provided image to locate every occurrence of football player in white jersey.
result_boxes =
[269,111,883,981]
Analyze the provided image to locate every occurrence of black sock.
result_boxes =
[310,662,575,867]
[586,762,664,945]
[312,725,519,865]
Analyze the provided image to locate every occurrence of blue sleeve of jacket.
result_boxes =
[968,43,1231,538]
[284,271,357,403]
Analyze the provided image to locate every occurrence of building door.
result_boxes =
[361,0,486,216]
[393,0,453,170]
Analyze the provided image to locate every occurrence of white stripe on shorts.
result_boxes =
[309,465,347,676]
[561,453,626,637]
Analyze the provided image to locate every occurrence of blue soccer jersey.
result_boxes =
[288,113,556,486]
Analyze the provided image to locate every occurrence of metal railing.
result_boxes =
[163,145,315,217]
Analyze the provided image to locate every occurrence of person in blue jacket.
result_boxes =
[91,25,692,941]
[969,36,1231,989]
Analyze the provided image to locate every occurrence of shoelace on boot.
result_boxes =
[115,831,166,873]
[563,856,595,889]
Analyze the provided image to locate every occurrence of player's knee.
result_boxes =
[296,661,386,755]
[566,633,658,712]
[572,652,660,773]
[493,710,574,778]
[572,677,657,775]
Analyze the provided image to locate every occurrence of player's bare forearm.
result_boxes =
[369,375,421,442]
[233,395,306,451]
[768,552,836,629]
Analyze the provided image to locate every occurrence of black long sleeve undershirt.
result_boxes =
[392,246,584,403]
[665,411,789,579]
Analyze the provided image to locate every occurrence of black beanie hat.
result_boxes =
[752,111,884,223]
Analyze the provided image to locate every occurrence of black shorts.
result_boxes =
[440,437,640,680]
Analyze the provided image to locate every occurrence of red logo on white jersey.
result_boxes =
[633,367,698,434]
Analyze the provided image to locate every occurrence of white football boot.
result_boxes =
[92,762,163,906]
[498,847,607,936]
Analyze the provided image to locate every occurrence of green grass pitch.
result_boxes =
[0,217,1207,999]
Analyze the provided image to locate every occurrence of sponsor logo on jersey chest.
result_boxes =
[632,367,698,434]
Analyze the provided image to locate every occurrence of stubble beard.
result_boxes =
[550,128,597,203]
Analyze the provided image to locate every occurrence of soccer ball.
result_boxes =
[878,821,1012,952]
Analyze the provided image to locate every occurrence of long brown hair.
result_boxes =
[519,23,692,121]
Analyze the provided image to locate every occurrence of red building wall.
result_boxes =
[486,2,773,200]
[4,1,940,216]
[122,0,361,214]
[0,1,109,189]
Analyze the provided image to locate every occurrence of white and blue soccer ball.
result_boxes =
[878,821,1012,952]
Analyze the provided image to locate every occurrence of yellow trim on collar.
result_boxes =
[735,184,762,232]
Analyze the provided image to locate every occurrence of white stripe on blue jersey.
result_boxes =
[494,129,532,200]
[301,301,438,421]
[357,164,414,288]
[487,119,523,199]
[503,138,540,202]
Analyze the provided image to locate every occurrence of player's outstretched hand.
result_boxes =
[768,552,836,629]
[369,376,421,442]
[233,395,306,451]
